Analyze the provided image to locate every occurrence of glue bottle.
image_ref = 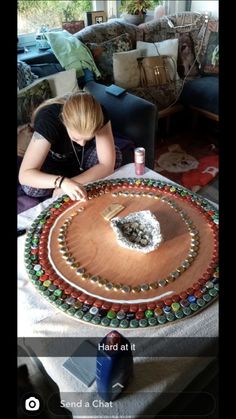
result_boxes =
[96,330,133,402]
[134,147,145,175]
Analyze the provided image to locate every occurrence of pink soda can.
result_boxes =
[134,147,145,175]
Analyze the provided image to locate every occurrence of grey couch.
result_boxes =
[24,11,218,119]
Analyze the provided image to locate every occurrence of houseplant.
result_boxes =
[120,0,160,25]
[61,1,90,34]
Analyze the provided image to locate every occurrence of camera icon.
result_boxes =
[25,396,40,411]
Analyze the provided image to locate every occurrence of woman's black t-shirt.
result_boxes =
[33,103,109,177]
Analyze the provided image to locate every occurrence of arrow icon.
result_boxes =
[112,382,124,389]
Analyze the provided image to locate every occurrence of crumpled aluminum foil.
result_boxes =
[110,210,163,253]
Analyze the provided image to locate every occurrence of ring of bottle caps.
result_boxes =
[24,178,219,329]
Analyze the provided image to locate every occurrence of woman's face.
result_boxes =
[67,128,93,147]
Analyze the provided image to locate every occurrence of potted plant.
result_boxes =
[61,2,85,34]
[120,0,159,25]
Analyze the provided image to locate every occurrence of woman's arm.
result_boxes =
[71,121,116,184]
[19,131,56,188]
[19,132,87,200]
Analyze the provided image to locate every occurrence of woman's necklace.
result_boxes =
[70,139,84,171]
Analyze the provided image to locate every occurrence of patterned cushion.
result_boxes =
[140,12,204,43]
[165,15,202,78]
[140,17,175,43]
[77,20,141,45]
[196,21,219,75]
[17,61,38,90]
[87,33,133,84]
[17,79,52,125]
[139,12,205,79]
[177,31,200,78]
[128,79,184,111]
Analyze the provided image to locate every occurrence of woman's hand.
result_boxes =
[57,178,87,201]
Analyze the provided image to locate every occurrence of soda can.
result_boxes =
[134,147,145,176]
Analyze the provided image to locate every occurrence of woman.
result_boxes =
[19,91,122,201]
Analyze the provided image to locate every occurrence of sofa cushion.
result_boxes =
[76,20,141,46]
[113,49,142,89]
[137,38,179,61]
[17,78,52,125]
[30,63,64,77]
[196,21,219,76]
[86,33,133,84]
[29,68,79,97]
[139,12,204,79]
[166,13,204,78]
[40,68,79,97]
[139,16,176,42]
[176,31,200,78]
[17,61,38,90]
[128,79,183,111]
[23,50,59,65]
[180,76,219,115]
[140,12,204,42]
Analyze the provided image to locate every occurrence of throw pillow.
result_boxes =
[113,49,143,89]
[42,69,79,96]
[45,31,101,79]
[17,61,38,90]
[87,33,133,84]
[177,31,200,78]
[136,39,179,81]
[196,21,219,75]
[17,79,52,125]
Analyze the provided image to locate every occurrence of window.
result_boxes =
[17,0,92,36]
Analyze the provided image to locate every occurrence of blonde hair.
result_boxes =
[32,91,104,136]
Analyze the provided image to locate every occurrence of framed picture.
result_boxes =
[86,11,106,26]
[95,16,104,24]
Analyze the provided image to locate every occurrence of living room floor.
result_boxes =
[155,110,219,204]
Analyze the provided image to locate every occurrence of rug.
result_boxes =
[154,137,219,193]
